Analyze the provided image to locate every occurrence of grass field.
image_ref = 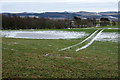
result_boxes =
[2,28,119,78]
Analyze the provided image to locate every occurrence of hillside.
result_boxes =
[2,11,118,20]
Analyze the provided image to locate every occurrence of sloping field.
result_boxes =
[2,28,119,78]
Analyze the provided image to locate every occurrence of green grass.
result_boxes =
[95,25,118,28]
[2,25,119,33]
[103,29,119,32]
[2,27,119,78]
[2,37,118,78]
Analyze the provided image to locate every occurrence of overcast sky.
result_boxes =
[0,0,119,13]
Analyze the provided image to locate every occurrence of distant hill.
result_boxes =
[2,11,118,20]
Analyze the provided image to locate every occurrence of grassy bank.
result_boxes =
[2,37,118,78]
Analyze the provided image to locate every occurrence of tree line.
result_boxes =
[2,15,71,29]
[2,15,116,30]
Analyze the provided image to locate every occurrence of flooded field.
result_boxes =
[2,29,118,78]
[96,32,118,42]
[1,30,118,42]
[1,31,88,39]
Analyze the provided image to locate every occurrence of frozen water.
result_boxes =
[95,32,118,42]
[1,31,119,43]
[1,31,88,39]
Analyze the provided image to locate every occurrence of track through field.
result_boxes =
[60,29,104,51]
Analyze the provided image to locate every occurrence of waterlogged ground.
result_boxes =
[2,31,88,39]
[1,30,119,42]
[2,28,119,78]
[96,32,118,42]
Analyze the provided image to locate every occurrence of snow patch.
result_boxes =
[76,29,104,51]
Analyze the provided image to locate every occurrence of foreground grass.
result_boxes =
[2,37,118,78]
